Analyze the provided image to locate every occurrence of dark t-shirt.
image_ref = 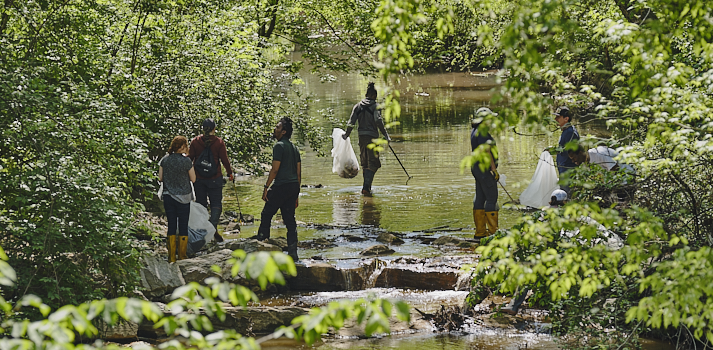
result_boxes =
[471,125,498,167]
[160,153,193,196]
[272,138,301,187]
[557,125,579,174]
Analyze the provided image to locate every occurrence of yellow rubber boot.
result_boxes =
[167,235,177,263]
[485,211,499,235]
[474,209,487,239]
[178,236,188,260]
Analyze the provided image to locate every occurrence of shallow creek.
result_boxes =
[214,68,671,349]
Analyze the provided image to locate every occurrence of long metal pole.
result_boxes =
[388,144,413,183]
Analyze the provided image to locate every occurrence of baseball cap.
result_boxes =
[551,189,568,202]
[554,106,571,119]
[475,107,498,117]
[202,118,216,132]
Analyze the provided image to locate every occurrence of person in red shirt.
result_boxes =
[189,119,234,236]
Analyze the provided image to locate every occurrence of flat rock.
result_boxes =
[224,220,241,232]
[266,237,288,250]
[360,244,395,256]
[432,236,464,245]
[206,239,282,254]
[177,249,234,284]
[375,267,459,290]
[376,232,405,245]
[139,255,186,298]
[213,307,309,334]
[80,320,139,342]
[342,234,366,242]
[287,262,347,291]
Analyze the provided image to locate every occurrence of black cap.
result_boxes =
[202,118,216,132]
[554,106,571,119]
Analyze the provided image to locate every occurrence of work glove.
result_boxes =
[490,168,500,182]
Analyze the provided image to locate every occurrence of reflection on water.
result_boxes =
[361,197,381,227]
[332,196,359,226]
[233,68,563,238]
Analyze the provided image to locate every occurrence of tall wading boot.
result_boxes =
[287,243,299,262]
[178,236,188,260]
[362,169,375,196]
[287,231,299,262]
[473,209,487,240]
[167,235,177,263]
[485,211,499,235]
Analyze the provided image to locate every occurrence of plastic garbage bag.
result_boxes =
[519,151,560,208]
[187,227,208,256]
[331,128,360,178]
[187,202,216,255]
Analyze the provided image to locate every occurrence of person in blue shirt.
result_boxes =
[470,107,500,240]
[554,106,579,194]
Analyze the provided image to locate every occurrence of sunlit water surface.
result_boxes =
[217,66,671,350]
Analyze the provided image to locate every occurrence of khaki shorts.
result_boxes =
[359,135,381,171]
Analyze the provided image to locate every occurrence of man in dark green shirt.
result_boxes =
[257,117,302,261]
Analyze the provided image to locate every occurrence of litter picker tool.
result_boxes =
[231,179,247,226]
[498,179,519,205]
[388,144,413,184]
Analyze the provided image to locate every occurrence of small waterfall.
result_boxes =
[341,268,355,291]
[363,258,387,289]
[455,271,473,291]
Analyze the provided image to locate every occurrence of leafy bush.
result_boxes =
[0,246,411,348]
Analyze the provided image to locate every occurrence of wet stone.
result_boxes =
[224,220,241,232]
[360,244,395,256]
[341,234,366,242]
[432,235,464,246]
[287,262,346,291]
[375,267,459,290]
[299,237,337,249]
[266,237,288,250]
[212,306,309,334]
[376,232,405,245]
[206,239,281,254]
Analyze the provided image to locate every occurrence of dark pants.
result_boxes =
[258,182,300,245]
[472,165,498,211]
[558,168,572,196]
[194,177,224,228]
[359,135,381,171]
[163,195,190,237]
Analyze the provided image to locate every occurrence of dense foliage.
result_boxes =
[452,0,713,347]
[0,0,332,308]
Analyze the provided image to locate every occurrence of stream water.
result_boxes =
[217,67,672,350]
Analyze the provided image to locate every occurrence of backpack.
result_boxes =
[194,137,219,177]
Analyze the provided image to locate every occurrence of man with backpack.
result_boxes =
[189,118,233,237]
[342,82,391,196]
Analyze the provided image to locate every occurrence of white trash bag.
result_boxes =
[188,201,216,246]
[331,128,360,178]
[519,151,560,208]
